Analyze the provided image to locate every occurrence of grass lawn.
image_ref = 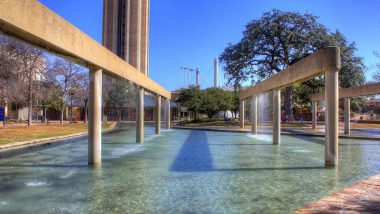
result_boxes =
[0,123,112,144]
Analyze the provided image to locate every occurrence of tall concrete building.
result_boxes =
[102,0,152,144]
[102,0,149,75]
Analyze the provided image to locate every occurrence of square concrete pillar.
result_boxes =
[344,98,351,135]
[273,89,281,145]
[240,100,245,129]
[165,98,171,129]
[325,71,339,166]
[250,96,258,134]
[136,86,144,144]
[155,94,161,134]
[88,68,102,165]
[312,101,317,129]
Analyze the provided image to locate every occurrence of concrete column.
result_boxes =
[273,89,281,145]
[250,96,258,134]
[312,101,317,129]
[88,68,102,166]
[165,98,171,129]
[325,71,339,166]
[344,98,351,135]
[240,100,245,129]
[136,86,144,144]
[155,94,161,134]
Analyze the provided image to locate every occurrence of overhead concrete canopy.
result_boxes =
[239,47,341,100]
[0,0,171,99]
[311,82,380,101]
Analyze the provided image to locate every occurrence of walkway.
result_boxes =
[294,174,380,213]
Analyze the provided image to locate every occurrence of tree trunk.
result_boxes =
[224,111,227,118]
[118,108,121,122]
[284,86,293,122]
[43,106,47,124]
[60,97,64,124]
[27,89,32,126]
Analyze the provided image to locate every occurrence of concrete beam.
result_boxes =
[88,68,102,165]
[311,82,380,101]
[273,89,281,145]
[239,47,340,100]
[344,98,351,135]
[155,94,161,134]
[0,0,170,98]
[240,100,245,129]
[325,71,339,166]
[250,96,258,134]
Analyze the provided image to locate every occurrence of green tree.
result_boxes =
[202,88,231,118]
[374,51,380,82]
[176,86,203,118]
[297,30,366,111]
[220,9,329,120]
[220,10,366,120]
[176,87,236,119]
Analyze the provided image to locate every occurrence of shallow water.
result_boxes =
[0,126,379,213]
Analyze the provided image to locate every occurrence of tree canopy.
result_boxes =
[220,9,366,118]
[175,86,236,118]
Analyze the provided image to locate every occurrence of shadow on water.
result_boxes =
[209,143,273,146]
[170,130,214,172]
[169,130,329,173]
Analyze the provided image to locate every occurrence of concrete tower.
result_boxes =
[102,0,149,75]
[103,0,150,144]
[196,67,200,87]
[214,58,218,87]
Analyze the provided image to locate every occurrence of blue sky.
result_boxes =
[39,0,380,91]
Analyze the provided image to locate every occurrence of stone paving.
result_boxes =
[294,174,380,214]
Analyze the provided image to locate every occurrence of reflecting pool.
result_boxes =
[0,127,379,213]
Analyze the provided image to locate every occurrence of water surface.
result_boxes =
[0,127,379,213]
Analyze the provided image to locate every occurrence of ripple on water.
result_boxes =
[245,134,272,142]
[59,171,76,179]
[111,144,144,158]
[293,149,313,153]
[161,129,173,132]
[25,181,50,187]
[145,135,160,142]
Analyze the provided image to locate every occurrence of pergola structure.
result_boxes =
[311,82,380,134]
[239,47,341,166]
[0,0,171,166]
